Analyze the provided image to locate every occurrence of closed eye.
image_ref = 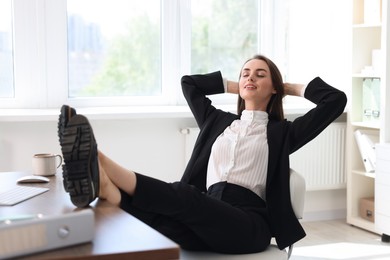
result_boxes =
[241,68,268,78]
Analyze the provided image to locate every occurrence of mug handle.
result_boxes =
[55,154,63,169]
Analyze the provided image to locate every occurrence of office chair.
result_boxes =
[180,169,306,260]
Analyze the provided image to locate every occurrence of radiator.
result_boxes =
[181,122,346,191]
[289,123,346,190]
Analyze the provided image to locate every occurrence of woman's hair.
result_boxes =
[237,54,285,121]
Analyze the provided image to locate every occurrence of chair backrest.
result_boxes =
[289,169,306,219]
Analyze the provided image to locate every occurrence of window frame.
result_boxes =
[0,0,15,100]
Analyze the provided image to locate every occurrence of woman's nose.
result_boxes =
[247,74,254,81]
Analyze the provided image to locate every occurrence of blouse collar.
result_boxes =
[240,110,269,125]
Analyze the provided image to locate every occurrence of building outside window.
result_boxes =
[67,0,161,98]
[190,0,260,79]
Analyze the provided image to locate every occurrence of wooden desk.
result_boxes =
[0,171,179,259]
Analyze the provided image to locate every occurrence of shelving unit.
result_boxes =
[346,0,385,234]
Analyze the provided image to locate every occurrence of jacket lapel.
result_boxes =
[266,120,284,186]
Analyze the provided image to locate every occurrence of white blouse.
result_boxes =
[206,110,269,200]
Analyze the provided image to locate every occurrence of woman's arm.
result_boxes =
[284,83,305,97]
[181,71,225,128]
[227,80,239,94]
[288,77,347,153]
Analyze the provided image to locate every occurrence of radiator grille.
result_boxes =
[290,123,346,190]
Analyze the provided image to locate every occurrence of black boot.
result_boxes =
[59,114,99,208]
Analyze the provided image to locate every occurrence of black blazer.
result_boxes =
[180,71,347,249]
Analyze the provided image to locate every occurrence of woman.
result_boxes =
[58,54,347,254]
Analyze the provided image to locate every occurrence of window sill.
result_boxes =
[0,104,318,122]
[0,106,193,122]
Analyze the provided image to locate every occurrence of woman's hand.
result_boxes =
[227,80,239,94]
[283,82,305,97]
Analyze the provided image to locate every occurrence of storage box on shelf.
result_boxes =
[360,197,375,223]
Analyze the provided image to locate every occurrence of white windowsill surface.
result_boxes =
[0,104,318,122]
[0,106,193,122]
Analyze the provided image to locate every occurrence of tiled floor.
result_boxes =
[291,219,390,260]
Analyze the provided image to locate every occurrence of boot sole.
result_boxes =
[58,105,76,192]
[58,105,76,143]
[60,115,99,208]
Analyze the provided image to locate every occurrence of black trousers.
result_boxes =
[119,173,271,254]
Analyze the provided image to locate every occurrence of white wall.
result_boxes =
[0,117,195,182]
[304,189,347,222]
[0,116,346,222]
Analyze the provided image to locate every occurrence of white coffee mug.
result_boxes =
[32,153,63,176]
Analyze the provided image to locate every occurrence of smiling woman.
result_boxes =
[238,59,276,111]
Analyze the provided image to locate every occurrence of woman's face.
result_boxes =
[239,59,276,110]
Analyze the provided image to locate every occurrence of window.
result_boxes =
[191,0,260,80]
[0,0,269,108]
[1,0,351,110]
[65,0,262,104]
[277,0,350,106]
[283,0,350,84]
[3,0,268,109]
[67,0,161,98]
[0,0,14,98]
